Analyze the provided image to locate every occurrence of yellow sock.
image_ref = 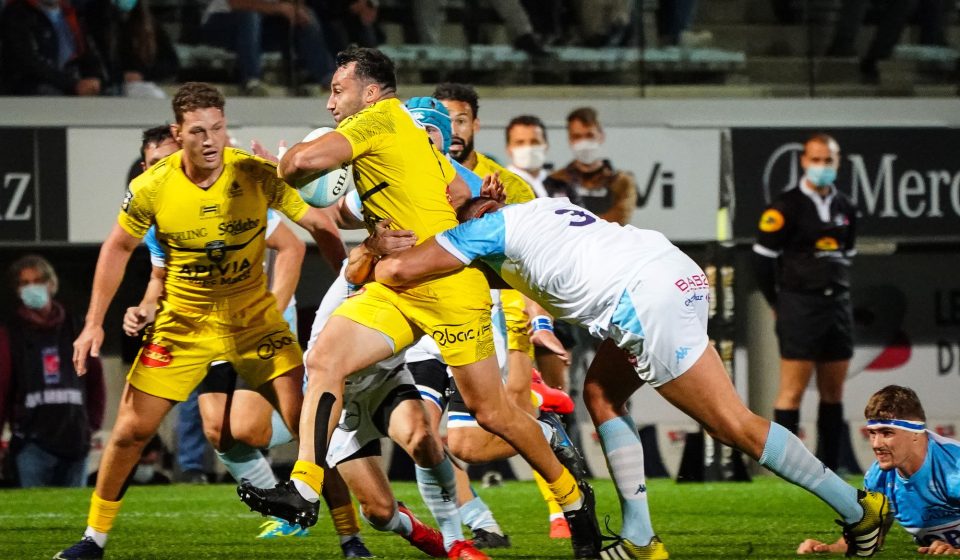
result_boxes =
[291,460,325,494]
[545,468,582,512]
[87,492,123,534]
[331,503,361,536]
[534,471,564,519]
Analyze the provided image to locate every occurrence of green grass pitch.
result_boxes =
[0,477,916,559]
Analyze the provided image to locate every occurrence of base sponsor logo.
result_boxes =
[256,330,296,360]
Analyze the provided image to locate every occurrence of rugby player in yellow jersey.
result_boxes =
[56,82,345,560]
[432,82,577,539]
[237,47,602,559]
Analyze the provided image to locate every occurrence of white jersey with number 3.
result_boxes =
[436,197,677,338]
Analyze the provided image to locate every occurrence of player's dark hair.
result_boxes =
[433,83,479,119]
[456,196,499,223]
[566,106,601,131]
[804,132,839,154]
[336,47,397,93]
[864,385,926,422]
[140,125,173,162]
[172,82,225,124]
[506,115,547,144]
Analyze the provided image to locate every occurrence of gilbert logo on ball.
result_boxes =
[296,127,355,208]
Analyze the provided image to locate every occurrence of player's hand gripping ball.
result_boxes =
[296,127,354,207]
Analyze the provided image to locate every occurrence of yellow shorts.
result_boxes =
[501,289,532,356]
[333,267,494,366]
[128,292,302,401]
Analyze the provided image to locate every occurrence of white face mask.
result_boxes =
[571,139,602,166]
[511,145,547,172]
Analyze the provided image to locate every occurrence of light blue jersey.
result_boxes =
[864,431,960,547]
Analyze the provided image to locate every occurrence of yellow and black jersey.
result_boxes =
[337,97,457,240]
[474,152,535,205]
[119,148,308,307]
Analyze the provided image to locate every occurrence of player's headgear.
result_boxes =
[406,97,452,154]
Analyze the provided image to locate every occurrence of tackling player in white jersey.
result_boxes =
[359,196,894,559]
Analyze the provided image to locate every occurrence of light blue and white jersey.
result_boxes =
[144,209,297,331]
[436,197,677,338]
[864,431,960,547]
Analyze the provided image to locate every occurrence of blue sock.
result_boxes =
[459,495,503,535]
[217,443,277,488]
[759,422,862,523]
[597,415,655,545]
[268,411,294,449]
[415,458,464,551]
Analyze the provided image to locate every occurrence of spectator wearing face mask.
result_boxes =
[0,255,105,488]
[505,114,551,198]
[0,0,105,95]
[543,107,637,226]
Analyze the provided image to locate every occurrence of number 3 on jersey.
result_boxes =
[555,208,596,227]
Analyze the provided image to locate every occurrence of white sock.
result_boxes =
[292,478,320,502]
[415,458,465,551]
[83,527,107,548]
[217,443,277,488]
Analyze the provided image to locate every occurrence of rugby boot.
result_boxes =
[839,490,892,557]
[238,479,319,529]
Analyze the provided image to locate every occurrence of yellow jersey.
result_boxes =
[118,148,308,307]
[474,152,535,205]
[337,98,458,240]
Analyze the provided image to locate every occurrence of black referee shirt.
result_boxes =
[753,182,857,304]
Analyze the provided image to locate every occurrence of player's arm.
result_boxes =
[796,537,847,554]
[74,224,141,373]
[345,218,417,285]
[266,220,306,312]
[525,297,569,364]
[279,131,354,188]
[600,172,637,226]
[123,265,165,337]
[918,540,960,555]
[294,206,348,272]
[374,237,465,286]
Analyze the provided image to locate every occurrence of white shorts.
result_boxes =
[326,364,419,467]
[607,245,710,388]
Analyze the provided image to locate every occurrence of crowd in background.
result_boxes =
[0,0,953,96]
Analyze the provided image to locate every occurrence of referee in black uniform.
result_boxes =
[753,133,857,472]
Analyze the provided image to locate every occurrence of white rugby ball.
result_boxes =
[296,127,355,208]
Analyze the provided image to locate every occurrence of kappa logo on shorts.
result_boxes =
[140,343,173,367]
[338,401,361,432]
[256,330,296,360]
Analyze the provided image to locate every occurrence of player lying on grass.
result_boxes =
[798,385,960,556]
[358,195,894,559]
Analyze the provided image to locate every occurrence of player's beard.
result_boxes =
[450,136,474,164]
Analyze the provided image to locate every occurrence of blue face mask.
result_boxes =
[805,165,837,187]
[20,283,50,310]
[112,0,137,13]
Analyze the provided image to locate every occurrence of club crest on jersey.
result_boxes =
[140,343,172,367]
[205,240,227,262]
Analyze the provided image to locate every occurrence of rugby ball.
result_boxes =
[296,127,355,208]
